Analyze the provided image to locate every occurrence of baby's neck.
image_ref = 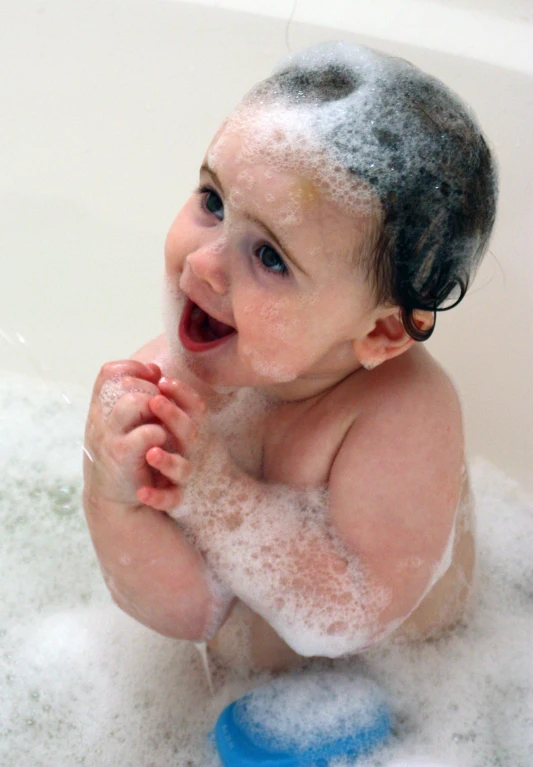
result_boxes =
[178,355,365,407]
[260,363,365,404]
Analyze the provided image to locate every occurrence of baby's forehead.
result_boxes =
[204,121,375,279]
[207,105,378,221]
[207,106,310,169]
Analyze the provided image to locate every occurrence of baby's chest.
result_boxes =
[261,401,355,487]
[210,390,354,487]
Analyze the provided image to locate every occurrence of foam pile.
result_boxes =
[0,375,531,766]
[230,669,388,753]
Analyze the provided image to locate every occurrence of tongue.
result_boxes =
[208,315,234,339]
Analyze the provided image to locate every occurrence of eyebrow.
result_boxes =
[200,162,307,275]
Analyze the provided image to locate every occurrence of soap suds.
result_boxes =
[212,40,496,322]
[1,375,531,766]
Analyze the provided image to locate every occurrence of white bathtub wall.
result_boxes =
[1,0,531,490]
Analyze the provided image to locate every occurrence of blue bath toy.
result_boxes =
[213,670,391,766]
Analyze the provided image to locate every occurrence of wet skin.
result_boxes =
[83,117,475,670]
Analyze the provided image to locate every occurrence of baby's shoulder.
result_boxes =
[343,345,462,431]
[330,346,465,495]
[328,347,465,563]
[335,344,464,496]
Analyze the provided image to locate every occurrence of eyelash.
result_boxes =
[196,184,223,220]
[194,184,289,278]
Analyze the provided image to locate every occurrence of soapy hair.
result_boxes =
[245,42,498,341]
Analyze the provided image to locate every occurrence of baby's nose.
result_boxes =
[185,239,229,295]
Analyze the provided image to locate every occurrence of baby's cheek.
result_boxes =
[243,295,302,340]
[238,305,304,382]
[164,219,183,265]
[164,202,200,270]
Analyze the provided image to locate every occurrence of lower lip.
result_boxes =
[178,298,236,353]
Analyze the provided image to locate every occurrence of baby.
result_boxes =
[83,42,497,672]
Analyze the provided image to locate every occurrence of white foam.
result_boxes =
[234,669,387,751]
[176,392,463,658]
[1,375,532,765]
[216,102,377,222]
[215,40,495,317]
[178,454,394,657]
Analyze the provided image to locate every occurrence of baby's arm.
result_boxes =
[82,361,232,640]
[144,376,460,658]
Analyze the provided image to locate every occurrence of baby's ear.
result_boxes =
[351,309,432,369]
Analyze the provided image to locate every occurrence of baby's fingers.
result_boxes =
[123,422,168,469]
[137,484,184,513]
[148,395,199,455]
[98,374,160,427]
[145,446,192,486]
[108,391,154,432]
[158,377,206,422]
[99,360,161,384]
[94,360,161,397]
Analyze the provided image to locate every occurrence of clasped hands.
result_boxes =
[84,360,214,515]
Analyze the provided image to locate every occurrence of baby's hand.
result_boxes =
[83,362,226,640]
[136,376,207,513]
[84,360,166,508]
[84,362,204,510]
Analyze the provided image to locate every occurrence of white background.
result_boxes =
[1,0,531,490]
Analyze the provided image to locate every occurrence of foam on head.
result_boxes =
[210,96,378,223]
[215,41,497,336]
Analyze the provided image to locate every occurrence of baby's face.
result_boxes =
[163,111,380,398]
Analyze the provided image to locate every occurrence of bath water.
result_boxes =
[0,374,531,766]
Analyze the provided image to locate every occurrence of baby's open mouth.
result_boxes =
[179,298,236,351]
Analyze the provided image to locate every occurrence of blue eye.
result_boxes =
[256,244,288,276]
[202,188,224,221]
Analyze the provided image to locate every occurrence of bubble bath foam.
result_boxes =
[0,375,532,766]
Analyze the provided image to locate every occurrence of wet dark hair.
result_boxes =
[249,50,498,341]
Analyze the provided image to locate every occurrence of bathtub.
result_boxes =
[1,2,532,765]
[1,0,532,490]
